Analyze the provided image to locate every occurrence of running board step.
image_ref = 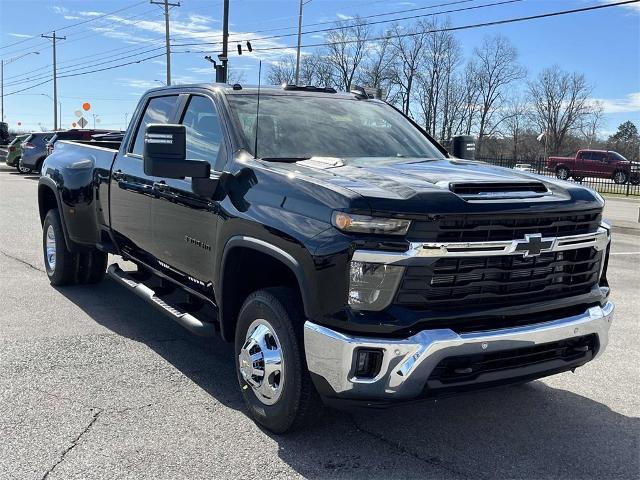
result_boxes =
[107,263,216,337]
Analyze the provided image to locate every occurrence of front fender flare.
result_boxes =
[220,235,313,324]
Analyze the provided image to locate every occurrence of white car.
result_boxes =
[514,163,534,173]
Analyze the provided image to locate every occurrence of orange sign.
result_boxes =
[72,122,77,127]
[82,102,91,111]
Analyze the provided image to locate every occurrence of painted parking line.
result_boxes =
[610,252,640,255]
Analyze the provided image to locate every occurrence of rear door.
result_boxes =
[110,94,180,258]
[149,92,228,284]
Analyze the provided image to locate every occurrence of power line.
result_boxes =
[242,0,478,36]
[244,0,640,53]
[3,46,166,88]
[4,53,165,97]
[0,1,148,51]
[172,0,525,48]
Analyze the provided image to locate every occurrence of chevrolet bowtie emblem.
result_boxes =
[513,234,554,257]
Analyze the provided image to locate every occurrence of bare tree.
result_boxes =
[528,65,593,155]
[388,21,429,116]
[502,94,529,158]
[356,35,394,99]
[325,16,371,91]
[266,55,296,85]
[415,18,460,138]
[580,100,605,147]
[300,52,335,87]
[471,35,526,151]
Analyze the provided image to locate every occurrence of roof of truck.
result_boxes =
[144,83,374,99]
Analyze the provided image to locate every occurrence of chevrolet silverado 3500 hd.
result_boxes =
[38,83,614,433]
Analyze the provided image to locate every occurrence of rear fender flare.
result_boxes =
[38,176,75,252]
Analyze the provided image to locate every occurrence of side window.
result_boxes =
[581,151,592,161]
[593,152,606,162]
[180,95,223,164]
[130,95,178,156]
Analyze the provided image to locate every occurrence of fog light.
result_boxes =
[354,348,383,378]
[348,261,404,311]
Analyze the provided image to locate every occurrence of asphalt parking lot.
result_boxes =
[0,161,638,480]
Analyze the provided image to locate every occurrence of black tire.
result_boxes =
[556,167,570,180]
[631,176,640,186]
[43,209,78,286]
[613,171,628,184]
[235,287,321,434]
[16,160,32,174]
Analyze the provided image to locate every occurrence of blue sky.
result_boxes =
[1,0,638,135]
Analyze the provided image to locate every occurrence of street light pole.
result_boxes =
[295,0,312,84]
[39,94,61,129]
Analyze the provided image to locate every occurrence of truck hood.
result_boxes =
[267,156,604,215]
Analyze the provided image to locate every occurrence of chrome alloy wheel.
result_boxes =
[45,225,56,271]
[18,165,31,174]
[239,319,284,405]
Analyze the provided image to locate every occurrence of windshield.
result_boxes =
[227,94,445,161]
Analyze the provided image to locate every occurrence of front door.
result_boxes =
[110,94,180,257]
[149,94,227,285]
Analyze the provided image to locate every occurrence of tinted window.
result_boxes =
[610,151,627,161]
[131,96,178,155]
[227,95,444,161]
[591,152,606,162]
[580,151,592,160]
[180,95,223,163]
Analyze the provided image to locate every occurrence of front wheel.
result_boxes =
[613,171,629,184]
[235,288,320,433]
[556,167,570,180]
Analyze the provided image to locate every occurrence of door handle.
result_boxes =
[113,170,124,181]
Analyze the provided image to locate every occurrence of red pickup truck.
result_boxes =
[547,149,639,184]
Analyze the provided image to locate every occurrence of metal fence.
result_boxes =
[476,156,640,197]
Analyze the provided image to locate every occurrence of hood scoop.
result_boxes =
[449,181,549,200]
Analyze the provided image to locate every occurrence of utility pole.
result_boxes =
[218,0,229,83]
[295,0,312,84]
[42,31,65,130]
[151,0,180,85]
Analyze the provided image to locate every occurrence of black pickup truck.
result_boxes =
[38,83,614,433]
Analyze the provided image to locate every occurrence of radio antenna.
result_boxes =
[253,60,262,159]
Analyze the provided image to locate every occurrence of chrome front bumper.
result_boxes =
[304,301,614,401]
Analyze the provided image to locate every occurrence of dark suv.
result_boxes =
[18,132,54,174]
[0,122,10,145]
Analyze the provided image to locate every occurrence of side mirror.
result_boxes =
[143,124,210,179]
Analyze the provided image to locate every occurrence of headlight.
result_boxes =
[332,212,411,235]
[349,261,404,311]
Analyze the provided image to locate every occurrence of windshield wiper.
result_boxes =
[260,157,311,163]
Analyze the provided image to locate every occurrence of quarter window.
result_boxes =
[130,95,178,156]
[180,95,223,163]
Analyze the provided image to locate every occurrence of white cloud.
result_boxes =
[593,92,640,114]
[117,78,164,89]
[8,33,32,38]
[598,0,640,11]
[336,13,354,21]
